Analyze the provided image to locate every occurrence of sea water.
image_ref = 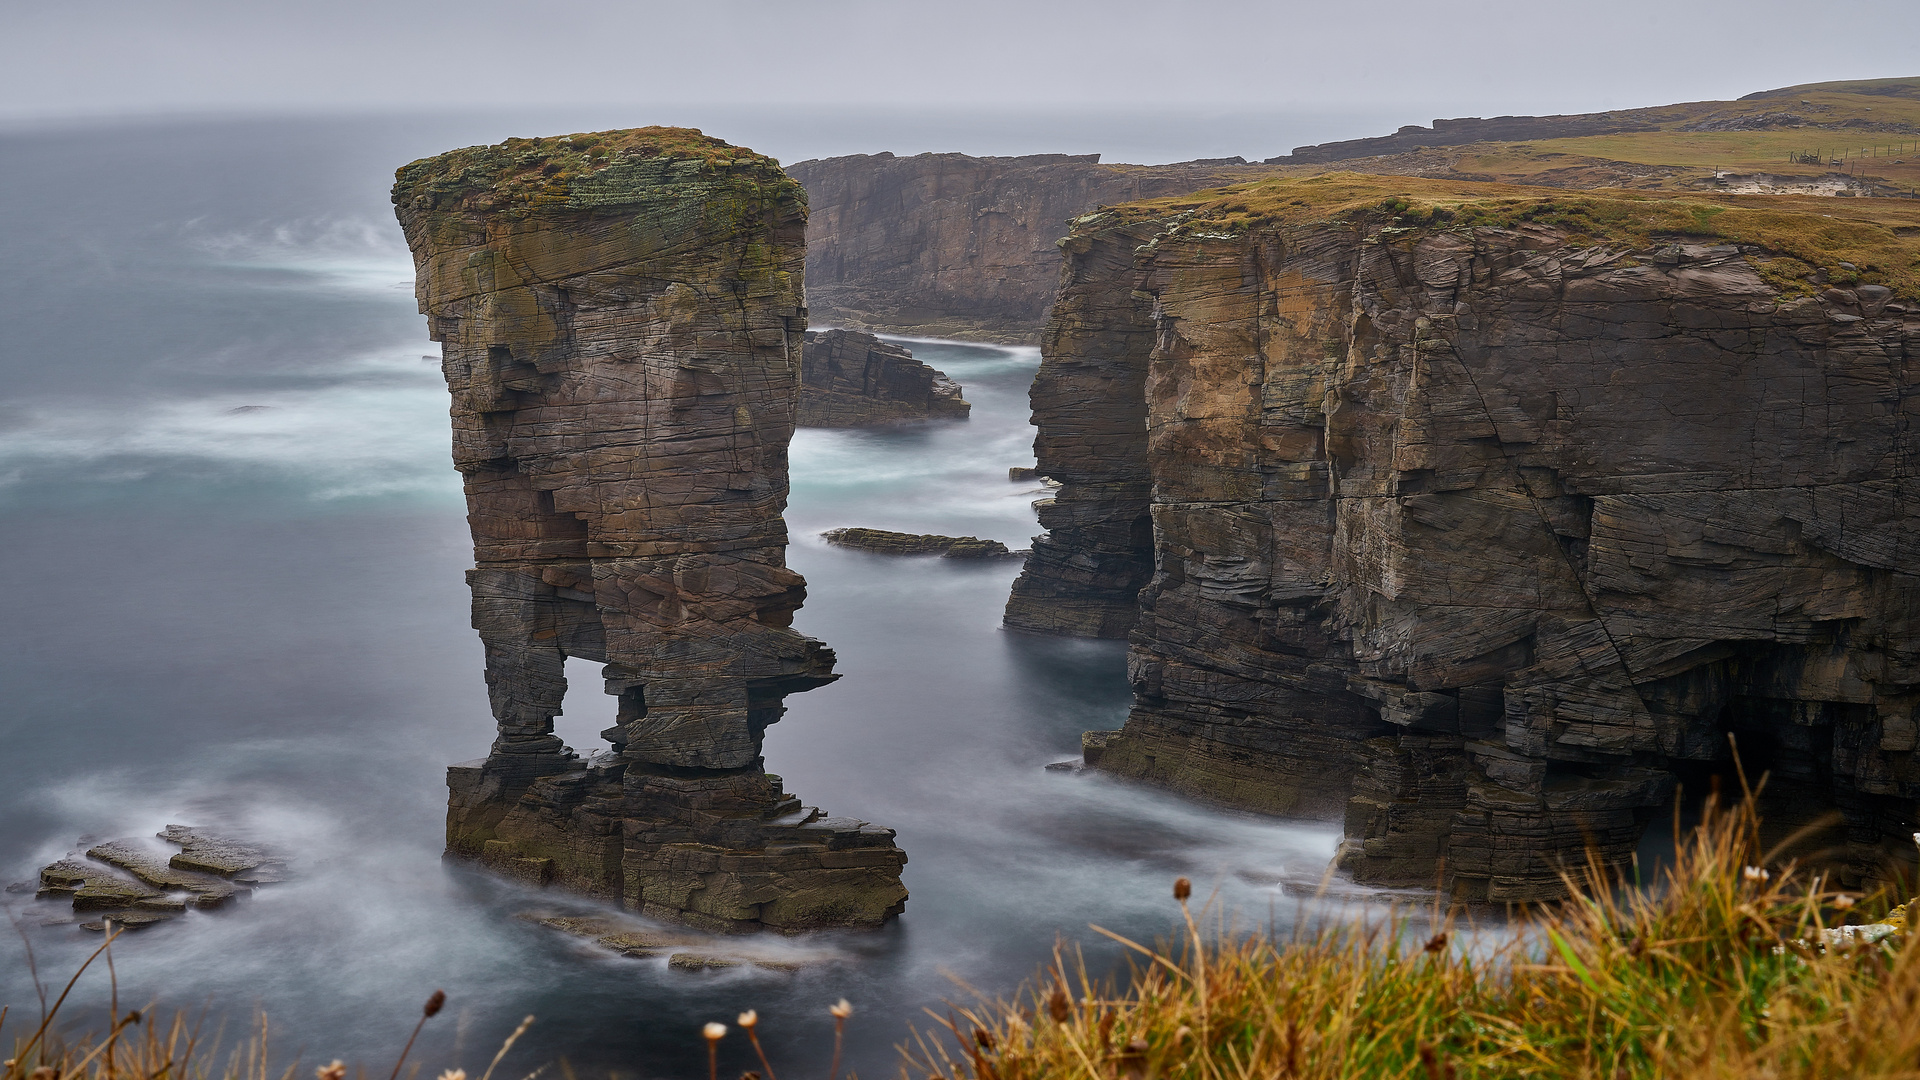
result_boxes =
[0,115,1345,1079]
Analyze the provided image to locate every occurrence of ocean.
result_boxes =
[0,112,1357,1079]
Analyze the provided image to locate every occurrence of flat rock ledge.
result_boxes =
[33,826,287,931]
[822,528,1017,559]
[799,330,970,427]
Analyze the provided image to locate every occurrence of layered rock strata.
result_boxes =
[1020,180,1920,900]
[36,827,284,930]
[822,527,1014,559]
[394,128,906,931]
[788,153,1269,342]
[799,329,969,426]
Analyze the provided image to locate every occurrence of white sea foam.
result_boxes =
[0,349,457,500]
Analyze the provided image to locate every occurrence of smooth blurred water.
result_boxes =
[0,115,1344,1080]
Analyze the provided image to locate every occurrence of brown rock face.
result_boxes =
[1001,221,1160,639]
[787,153,1271,343]
[1022,198,1920,901]
[394,127,906,931]
[799,329,969,426]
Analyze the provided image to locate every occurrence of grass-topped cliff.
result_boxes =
[1276,76,1920,198]
[392,126,798,217]
[1085,171,1920,301]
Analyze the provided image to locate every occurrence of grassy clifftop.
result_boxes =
[392,127,796,216]
[1086,171,1920,300]
[1274,76,1920,197]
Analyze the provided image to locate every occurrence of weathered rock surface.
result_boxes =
[1002,219,1163,639]
[788,153,1271,343]
[1019,185,1920,900]
[36,826,282,929]
[822,527,1014,559]
[394,127,906,931]
[799,329,969,426]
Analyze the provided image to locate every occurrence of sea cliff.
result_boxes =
[1021,175,1920,899]
[788,152,1268,343]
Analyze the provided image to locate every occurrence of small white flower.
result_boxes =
[1743,865,1771,883]
[704,1022,727,1041]
[737,1009,758,1028]
[438,1070,467,1080]
[829,999,853,1020]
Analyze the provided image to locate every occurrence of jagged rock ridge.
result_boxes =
[393,127,906,931]
[799,329,969,426]
[1017,179,1920,900]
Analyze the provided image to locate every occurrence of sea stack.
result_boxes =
[798,329,969,426]
[1017,177,1920,901]
[394,127,906,931]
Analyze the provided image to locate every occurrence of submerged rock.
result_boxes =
[799,330,969,426]
[822,527,1016,559]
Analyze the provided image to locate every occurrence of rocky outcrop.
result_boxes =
[822,527,1014,559]
[799,329,969,426]
[394,127,906,932]
[36,827,285,930]
[1001,220,1161,639]
[787,153,1269,343]
[1020,180,1920,901]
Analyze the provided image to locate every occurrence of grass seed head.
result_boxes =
[1173,877,1192,902]
[423,990,446,1018]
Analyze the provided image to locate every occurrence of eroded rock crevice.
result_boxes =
[395,128,906,931]
[1023,205,1920,900]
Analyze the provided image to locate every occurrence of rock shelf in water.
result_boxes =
[822,528,1016,559]
[798,330,969,426]
[35,826,286,930]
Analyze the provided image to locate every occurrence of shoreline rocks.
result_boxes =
[394,127,907,932]
[822,527,1016,559]
[35,826,284,930]
[799,329,969,426]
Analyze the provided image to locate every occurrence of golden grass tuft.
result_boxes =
[905,794,1920,1080]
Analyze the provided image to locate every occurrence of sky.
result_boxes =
[5,0,1917,129]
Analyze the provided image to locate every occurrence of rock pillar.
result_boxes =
[395,128,906,931]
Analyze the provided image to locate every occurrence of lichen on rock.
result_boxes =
[394,127,907,932]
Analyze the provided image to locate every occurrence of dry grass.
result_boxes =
[904,794,1920,1080]
[13,795,1920,1080]
[1097,172,1920,300]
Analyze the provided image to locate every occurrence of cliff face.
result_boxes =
[394,127,906,931]
[799,329,968,426]
[1025,179,1920,900]
[787,153,1269,343]
[1001,221,1159,638]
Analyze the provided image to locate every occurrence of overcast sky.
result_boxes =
[7,0,1917,118]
